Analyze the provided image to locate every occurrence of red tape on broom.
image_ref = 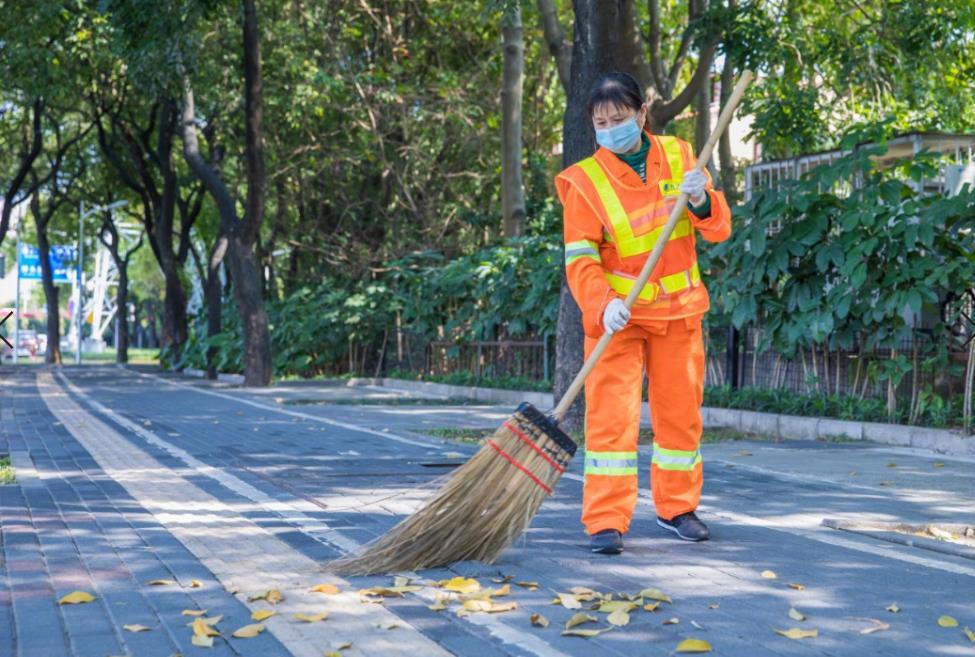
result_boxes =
[487,440,553,493]
[502,421,566,473]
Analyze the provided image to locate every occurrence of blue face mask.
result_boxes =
[595,117,642,153]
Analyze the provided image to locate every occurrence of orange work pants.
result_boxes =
[581,315,706,535]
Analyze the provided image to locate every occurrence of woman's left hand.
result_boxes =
[680,169,708,206]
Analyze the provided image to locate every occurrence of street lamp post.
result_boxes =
[77,199,128,365]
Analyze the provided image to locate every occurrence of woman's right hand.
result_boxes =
[602,298,631,335]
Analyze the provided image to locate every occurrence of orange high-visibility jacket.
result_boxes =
[555,130,731,338]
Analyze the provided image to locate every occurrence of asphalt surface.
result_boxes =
[1,363,973,657]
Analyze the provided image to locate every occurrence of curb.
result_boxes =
[179,367,245,385]
[364,378,975,457]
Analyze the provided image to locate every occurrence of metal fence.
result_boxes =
[382,329,554,383]
[704,324,972,400]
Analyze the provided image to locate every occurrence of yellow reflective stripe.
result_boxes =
[652,445,702,471]
[565,239,600,265]
[605,262,701,302]
[616,216,692,258]
[577,157,635,246]
[656,135,686,189]
[577,141,690,258]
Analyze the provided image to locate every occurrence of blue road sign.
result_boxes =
[17,244,75,282]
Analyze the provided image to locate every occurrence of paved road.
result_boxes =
[1,364,973,657]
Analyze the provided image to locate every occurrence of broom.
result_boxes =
[328,69,754,576]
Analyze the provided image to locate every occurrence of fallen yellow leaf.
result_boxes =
[788,583,805,590]
[663,617,680,625]
[440,577,480,594]
[193,618,220,637]
[516,581,539,590]
[886,603,900,613]
[565,613,598,630]
[251,609,275,621]
[561,627,612,638]
[122,624,150,632]
[191,634,214,648]
[933,462,945,468]
[464,600,492,612]
[146,579,175,586]
[569,587,598,601]
[293,612,328,622]
[198,615,222,627]
[310,583,341,595]
[964,626,975,642]
[248,589,282,604]
[638,588,672,603]
[598,600,638,613]
[494,584,511,597]
[428,598,448,612]
[675,638,713,653]
[775,627,818,639]
[58,591,95,605]
[557,593,582,609]
[761,570,777,580]
[938,615,959,628]
[788,608,806,621]
[231,623,265,638]
[190,579,202,588]
[607,608,630,627]
[530,613,549,628]
[644,602,661,612]
[182,609,207,617]
[487,601,518,613]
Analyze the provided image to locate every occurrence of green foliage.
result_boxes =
[175,235,561,376]
[709,141,975,368]
[705,385,965,430]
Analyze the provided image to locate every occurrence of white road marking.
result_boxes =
[40,370,451,657]
[64,367,566,657]
[117,366,439,448]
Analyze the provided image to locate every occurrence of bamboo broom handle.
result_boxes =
[551,69,754,424]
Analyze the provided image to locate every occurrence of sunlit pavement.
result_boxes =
[0,363,972,657]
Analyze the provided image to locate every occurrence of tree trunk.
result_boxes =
[717,28,738,199]
[227,234,272,383]
[116,268,130,362]
[179,0,272,387]
[31,195,62,365]
[554,0,623,430]
[535,0,571,91]
[501,4,527,237]
[238,0,272,386]
[206,236,228,379]
[693,75,718,182]
[154,101,189,359]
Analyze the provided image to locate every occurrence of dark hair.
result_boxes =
[586,72,645,118]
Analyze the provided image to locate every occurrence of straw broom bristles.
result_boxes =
[327,403,576,575]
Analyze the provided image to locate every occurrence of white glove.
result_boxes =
[680,169,708,206]
[602,298,631,335]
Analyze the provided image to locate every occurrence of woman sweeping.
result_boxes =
[554,72,733,554]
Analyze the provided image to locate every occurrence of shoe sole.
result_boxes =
[590,546,623,554]
[656,517,709,542]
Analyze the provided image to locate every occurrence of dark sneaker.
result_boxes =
[589,529,624,554]
[657,512,710,541]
